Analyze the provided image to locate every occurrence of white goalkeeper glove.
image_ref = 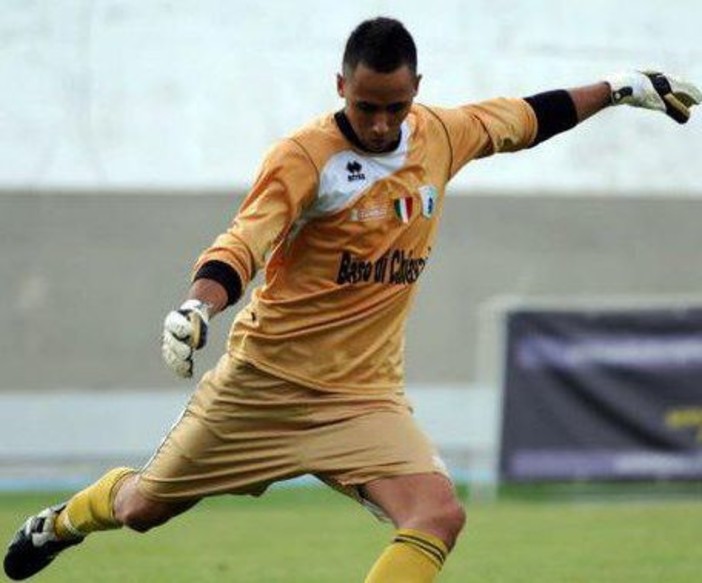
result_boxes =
[162,299,210,378]
[607,71,702,124]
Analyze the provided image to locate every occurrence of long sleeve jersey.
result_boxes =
[194,98,537,394]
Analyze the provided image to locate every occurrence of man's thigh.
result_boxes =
[137,356,310,502]
[306,405,450,519]
[138,355,451,508]
[307,409,448,482]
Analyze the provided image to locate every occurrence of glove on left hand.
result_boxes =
[607,71,702,124]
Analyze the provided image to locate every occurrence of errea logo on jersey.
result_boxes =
[346,160,366,182]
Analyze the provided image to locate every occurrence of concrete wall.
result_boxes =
[4,191,702,486]
[3,191,702,392]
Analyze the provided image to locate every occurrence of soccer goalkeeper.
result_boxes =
[5,16,700,583]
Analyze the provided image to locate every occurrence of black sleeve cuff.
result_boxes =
[524,90,578,147]
[193,260,243,307]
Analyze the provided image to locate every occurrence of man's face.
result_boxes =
[337,63,420,153]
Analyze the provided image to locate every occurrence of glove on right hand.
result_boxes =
[161,299,209,378]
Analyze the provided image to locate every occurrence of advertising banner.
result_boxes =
[499,307,702,481]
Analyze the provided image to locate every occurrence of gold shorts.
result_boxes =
[138,354,448,509]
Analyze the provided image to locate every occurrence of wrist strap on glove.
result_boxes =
[178,299,209,349]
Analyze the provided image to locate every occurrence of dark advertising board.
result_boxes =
[499,307,702,481]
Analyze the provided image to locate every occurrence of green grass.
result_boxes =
[1,486,701,582]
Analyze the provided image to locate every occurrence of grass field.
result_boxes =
[1,485,701,582]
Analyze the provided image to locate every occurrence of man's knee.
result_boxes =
[363,473,467,548]
[409,486,467,549]
[435,498,467,539]
[114,498,166,533]
[112,475,190,533]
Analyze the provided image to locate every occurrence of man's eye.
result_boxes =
[357,103,377,113]
[387,103,408,113]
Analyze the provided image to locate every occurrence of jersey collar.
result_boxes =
[334,110,403,154]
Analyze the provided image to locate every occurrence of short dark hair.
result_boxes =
[342,17,417,75]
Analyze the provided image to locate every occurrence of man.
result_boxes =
[5,16,700,583]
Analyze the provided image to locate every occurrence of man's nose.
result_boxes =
[371,113,390,135]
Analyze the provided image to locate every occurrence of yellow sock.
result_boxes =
[54,467,135,540]
[364,528,449,583]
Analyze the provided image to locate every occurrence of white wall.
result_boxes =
[0,385,498,489]
[2,0,701,193]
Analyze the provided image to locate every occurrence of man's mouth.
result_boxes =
[367,138,389,150]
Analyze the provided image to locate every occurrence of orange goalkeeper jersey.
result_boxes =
[195,99,537,393]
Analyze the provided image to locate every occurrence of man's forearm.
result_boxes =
[525,80,629,147]
[189,260,244,318]
[187,278,229,318]
[568,82,612,122]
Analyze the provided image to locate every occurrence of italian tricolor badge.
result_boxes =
[393,196,414,223]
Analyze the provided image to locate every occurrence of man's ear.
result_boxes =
[414,74,422,96]
[336,73,345,98]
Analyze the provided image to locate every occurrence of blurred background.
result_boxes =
[1,0,701,493]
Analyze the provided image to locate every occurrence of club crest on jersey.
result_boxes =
[419,185,438,218]
[393,197,414,223]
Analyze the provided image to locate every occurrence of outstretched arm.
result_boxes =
[568,82,611,122]
[526,71,701,147]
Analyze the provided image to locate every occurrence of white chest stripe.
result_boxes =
[305,121,411,219]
